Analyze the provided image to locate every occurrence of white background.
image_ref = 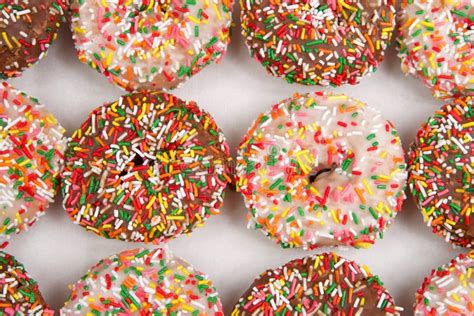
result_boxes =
[6,6,468,314]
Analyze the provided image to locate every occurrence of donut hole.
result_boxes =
[119,154,146,177]
[308,163,337,183]
[132,154,145,166]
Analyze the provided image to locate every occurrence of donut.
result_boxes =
[0,0,67,79]
[232,252,401,315]
[61,92,232,243]
[236,92,407,249]
[61,247,224,314]
[414,252,474,315]
[240,0,396,86]
[0,251,52,315]
[0,82,66,240]
[397,0,473,99]
[408,96,473,247]
[70,0,233,92]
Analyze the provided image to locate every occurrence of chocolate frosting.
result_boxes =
[0,0,67,78]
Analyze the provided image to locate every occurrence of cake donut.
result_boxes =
[70,0,233,92]
[0,0,67,79]
[232,252,401,315]
[240,0,396,86]
[61,92,232,243]
[398,0,473,99]
[414,252,474,315]
[408,96,473,247]
[0,82,66,240]
[236,92,407,249]
[61,247,224,315]
[0,251,52,315]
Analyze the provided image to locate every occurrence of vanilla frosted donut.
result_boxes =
[236,92,407,249]
[61,247,224,315]
[0,82,66,240]
[414,252,474,315]
[397,0,473,99]
[70,0,233,92]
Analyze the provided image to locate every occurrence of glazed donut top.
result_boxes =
[398,0,473,99]
[61,92,232,243]
[232,252,401,315]
[0,0,67,78]
[0,82,66,239]
[414,252,474,315]
[71,0,233,92]
[408,96,473,247]
[0,251,52,315]
[240,0,396,86]
[61,247,224,315]
[236,92,407,249]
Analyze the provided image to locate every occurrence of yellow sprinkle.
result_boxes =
[338,0,357,11]
[188,15,201,24]
[146,196,156,209]
[462,121,474,128]
[420,21,434,28]
[167,215,185,220]
[363,179,373,195]
[11,36,21,48]
[355,242,373,249]
[213,4,222,20]
[2,32,13,49]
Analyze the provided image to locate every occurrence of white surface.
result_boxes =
[6,11,467,315]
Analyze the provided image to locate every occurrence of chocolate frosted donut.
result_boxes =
[232,252,401,315]
[0,251,52,315]
[0,0,67,78]
[61,92,233,243]
[240,0,396,86]
[408,96,474,247]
